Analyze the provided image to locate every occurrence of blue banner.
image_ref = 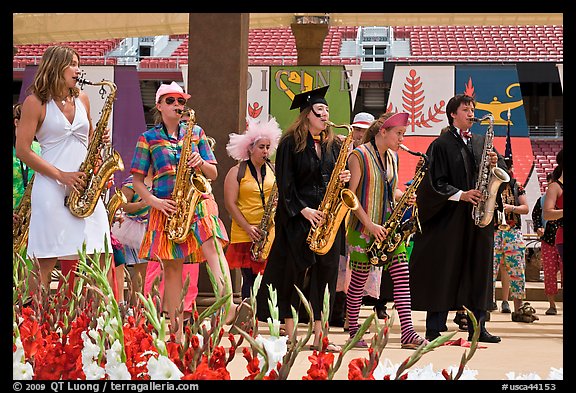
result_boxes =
[455,64,529,137]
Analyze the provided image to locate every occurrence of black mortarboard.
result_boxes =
[290,85,329,111]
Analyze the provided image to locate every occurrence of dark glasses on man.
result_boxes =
[164,97,187,105]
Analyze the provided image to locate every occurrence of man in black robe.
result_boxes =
[409,94,508,344]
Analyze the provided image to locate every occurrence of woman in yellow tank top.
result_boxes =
[223,117,282,300]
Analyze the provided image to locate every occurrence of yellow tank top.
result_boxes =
[231,163,276,243]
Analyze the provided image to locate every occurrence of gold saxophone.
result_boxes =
[13,175,34,253]
[65,78,124,218]
[165,108,212,243]
[106,188,128,226]
[367,145,428,267]
[471,114,510,227]
[307,121,359,255]
[250,159,278,262]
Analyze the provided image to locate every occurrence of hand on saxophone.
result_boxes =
[102,127,111,145]
[60,171,87,192]
[338,169,351,183]
[368,222,388,243]
[187,151,205,169]
[149,195,177,217]
[488,151,498,167]
[461,189,483,206]
[301,206,325,228]
[245,225,263,242]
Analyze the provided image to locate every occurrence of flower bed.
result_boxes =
[13,249,563,381]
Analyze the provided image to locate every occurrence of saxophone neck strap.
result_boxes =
[370,138,394,214]
[19,160,29,188]
[247,159,266,208]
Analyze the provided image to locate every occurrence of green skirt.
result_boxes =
[347,228,406,272]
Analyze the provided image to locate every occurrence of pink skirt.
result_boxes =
[111,217,146,251]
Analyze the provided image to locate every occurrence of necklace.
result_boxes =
[56,95,70,106]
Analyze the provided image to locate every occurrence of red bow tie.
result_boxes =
[460,129,472,139]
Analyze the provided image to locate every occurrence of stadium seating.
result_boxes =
[391,25,563,62]
[14,25,562,69]
[530,139,563,192]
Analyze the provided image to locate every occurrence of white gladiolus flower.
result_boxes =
[547,367,563,380]
[83,361,106,380]
[506,371,542,380]
[373,358,400,380]
[106,361,131,380]
[105,340,124,367]
[81,331,101,364]
[195,334,204,348]
[255,335,288,375]
[13,338,33,380]
[88,328,100,341]
[97,315,106,330]
[13,360,34,380]
[147,355,184,380]
[443,365,479,380]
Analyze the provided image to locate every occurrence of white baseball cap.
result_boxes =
[352,112,375,129]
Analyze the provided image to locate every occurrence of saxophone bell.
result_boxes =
[497,209,511,231]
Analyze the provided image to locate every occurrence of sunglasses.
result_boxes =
[164,97,187,105]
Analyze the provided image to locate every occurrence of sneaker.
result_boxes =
[501,300,511,313]
[545,307,557,315]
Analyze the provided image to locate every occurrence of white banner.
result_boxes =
[345,64,363,111]
[181,64,188,95]
[79,66,116,137]
[387,65,454,136]
[556,63,563,92]
[247,66,271,123]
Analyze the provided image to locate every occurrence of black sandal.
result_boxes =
[453,312,468,331]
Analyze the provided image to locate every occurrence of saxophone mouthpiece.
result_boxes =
[399,144,427,158]
[76,77,93,86]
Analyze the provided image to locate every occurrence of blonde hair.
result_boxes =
[281,106,336,153]
[28,45,80,105]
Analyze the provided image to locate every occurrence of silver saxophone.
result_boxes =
[471,114,510,227]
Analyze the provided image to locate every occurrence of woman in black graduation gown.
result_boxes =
[409,94,507,344]
[256,86,351,352]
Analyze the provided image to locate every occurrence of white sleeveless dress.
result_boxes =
[27,98,111,259]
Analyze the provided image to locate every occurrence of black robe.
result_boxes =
[256,132,346,321]
[409,127,507,312]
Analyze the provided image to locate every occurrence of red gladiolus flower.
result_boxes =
[303,352,335,380]
[347,358,374,380]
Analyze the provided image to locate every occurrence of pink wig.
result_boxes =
[226,117,282,161]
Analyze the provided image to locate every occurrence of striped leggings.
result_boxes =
[345,253,420,345]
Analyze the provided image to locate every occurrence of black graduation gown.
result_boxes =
[256,133,346,321]
[409,127,507,312]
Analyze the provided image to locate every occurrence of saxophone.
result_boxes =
[250,159,278,262]
[367,145,428,267]
[497,184,513,231]
[105,188,128,226]
[307,121,360,255]
[165,108,212,243]
[13,175,34,253]
[65,78,124,218]
[471,114,510,227]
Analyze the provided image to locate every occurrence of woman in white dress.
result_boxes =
[16,45,113,294]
